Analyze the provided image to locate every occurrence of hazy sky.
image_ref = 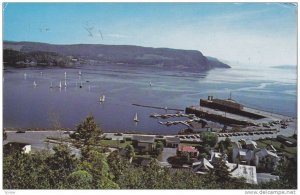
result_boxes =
[3,3,297,67]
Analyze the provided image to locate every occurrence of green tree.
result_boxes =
[66,170,93,189]
[71,115,102,156]
[209,155,231,183]
[153,141,164,157]
[201,132,218,147]
[3,149,53,189]
[77,150,119,189]
[124,144,135,162]
[46,144,78,188]
[107,150,129,182]
[275,157,297,189]
[3,130,7,140]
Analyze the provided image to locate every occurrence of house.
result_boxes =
[192,158,214,174]
[210,151,228,163]
[266,144,277,153]
[4,142,31,154]
[244,140,258,150]
[132,135,155,153]
[255,149,279,171]
[227,163,258,184]
[232,148,254,165]
[177,145,199,158]
[165,137,180,148]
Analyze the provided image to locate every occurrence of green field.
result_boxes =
[256,139,297,158]
[100,140,132,148]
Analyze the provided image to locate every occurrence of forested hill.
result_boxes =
[4,41,230,71]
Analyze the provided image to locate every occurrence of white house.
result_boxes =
[227,163,258,184]
[254,149,279,171]
[232,148,254,165]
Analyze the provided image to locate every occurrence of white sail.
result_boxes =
[99,95,105,102]
[149,81,152,87]
[64,72,67,78]
[33,81,37,87]
[134,113,139,122]
[64,80,67,87]
[59,81,62,88]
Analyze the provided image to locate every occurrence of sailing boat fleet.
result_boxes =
[25,70,144,123]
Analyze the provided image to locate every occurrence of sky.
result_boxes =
[3,3,298,67]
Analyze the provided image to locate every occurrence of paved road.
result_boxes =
[4,131,70,151]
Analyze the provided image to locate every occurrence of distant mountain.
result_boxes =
[206,56,230,68]
[271,65,297,70]
[3,41,230,71]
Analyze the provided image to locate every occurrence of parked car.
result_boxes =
[16,130,25,133]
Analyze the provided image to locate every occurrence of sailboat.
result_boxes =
[149,81,152,87]
[33,81,37,87]
[78,70,82,76]
[99,95,105,102]
[50,81,53,88]
[59,81,62,89]
[64,80,67,87]
[134,113,139,122]
[24,73,27,79]
[64,72,67,78]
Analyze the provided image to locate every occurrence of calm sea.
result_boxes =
[3,64,297,134]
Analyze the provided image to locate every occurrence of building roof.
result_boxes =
[266,144,277,152]
[232,148,254,162]
[245,140,257,147]
[227,163,258,184]
[193,158,214,171]
[166,137,180,144]
[256,149,278,158]
[132,135,155,143]
[177,145,198,153]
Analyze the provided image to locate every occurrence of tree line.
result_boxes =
[3,116,297,189]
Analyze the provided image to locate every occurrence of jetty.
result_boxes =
[132,103,184,111]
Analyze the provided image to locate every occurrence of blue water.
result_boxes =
[3,64,297,134]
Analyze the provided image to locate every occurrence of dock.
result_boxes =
[186,96,293,127]
[132,103,184,111]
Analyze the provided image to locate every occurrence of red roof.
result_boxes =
[177,145,198,153]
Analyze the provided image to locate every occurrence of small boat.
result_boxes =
[78,71,82,75]
[99,95,105,102]
[134,113,139,122]
[79,81,83,88]
[64,72,67,78]
[149,81,152,87]
[50,81,53,88]
[64,80,67,87]
[24,73,27,79]
[33,81,37,87]
[59,81,62,88]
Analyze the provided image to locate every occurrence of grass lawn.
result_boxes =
[256,139,297,158]
[100,140,132,148]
